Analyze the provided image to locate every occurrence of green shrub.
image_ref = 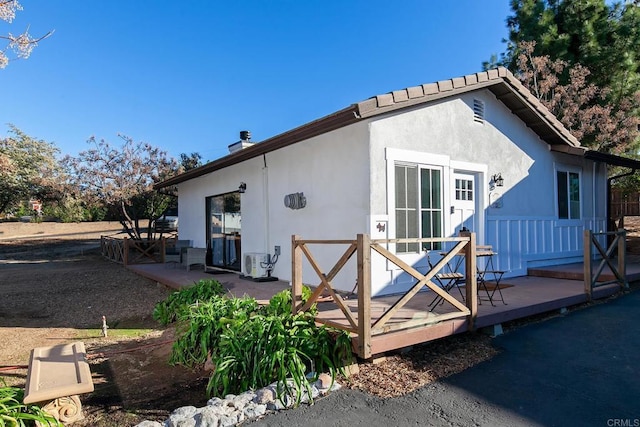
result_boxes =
[169,296,259,367]
[207,310,351,402]
[263,286,316,316]
[169,287,352,403]
[153,279,226,325]
[0,382,61,426]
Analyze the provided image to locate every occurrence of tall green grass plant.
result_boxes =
[163,286,352,402]
[0,382,61,426]
[153,278,226,325]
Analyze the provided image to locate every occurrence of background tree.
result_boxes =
[63,135,179,240]
[498,0,640,101]
[152,151,204,219]
[516,41,640,152]
[0,0,52,68]
[180,152,203,171]
[0,125,61,215]
[488,0,640,155]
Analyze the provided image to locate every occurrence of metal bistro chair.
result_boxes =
[427,253,465,311]
[476,245,506,306]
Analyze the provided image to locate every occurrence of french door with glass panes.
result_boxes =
[395,164,443,254]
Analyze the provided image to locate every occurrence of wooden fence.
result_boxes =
[100,236,167,265]
[291,232,478,359]
[611,190,640,218]
[583,229,628,300]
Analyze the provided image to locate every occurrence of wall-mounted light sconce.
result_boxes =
[492,173,504,187]
[238,182,246,193]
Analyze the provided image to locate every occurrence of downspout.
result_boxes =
[592,163,596,227]
[263,154,270,254]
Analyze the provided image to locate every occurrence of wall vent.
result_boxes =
[473,99,485,123]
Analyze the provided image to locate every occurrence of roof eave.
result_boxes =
[584,150,640,169]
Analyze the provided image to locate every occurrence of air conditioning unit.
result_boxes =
[244,253,270,278]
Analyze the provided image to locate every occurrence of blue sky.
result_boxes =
[0,1,511,162]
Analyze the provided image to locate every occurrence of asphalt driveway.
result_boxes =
[250,288,640,426]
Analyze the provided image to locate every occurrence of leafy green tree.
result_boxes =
[155,151,204,217]
[0,125,61,215]
[63,134,179,240]
[180,152,203,171]
[499,0,640,101]
[490,1,640,154]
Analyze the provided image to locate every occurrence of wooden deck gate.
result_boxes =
[291,233,478,359]
[583,229,628,300]
[100,236,165,265]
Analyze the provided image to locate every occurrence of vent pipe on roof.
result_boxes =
[228,130,255,154]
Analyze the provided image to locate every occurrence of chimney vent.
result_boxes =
[228,130,255,154]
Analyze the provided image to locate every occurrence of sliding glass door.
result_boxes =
[206,192,241,270]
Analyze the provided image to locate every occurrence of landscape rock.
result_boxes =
[165,405,198,427]
[243,402,267,418]
[253,387,276,404]
[193,406,219,427]
[316,372,333,389]
[135,375,341,427]
[231,391,255,409]
[135,422,163,427]
[206,397,224,407]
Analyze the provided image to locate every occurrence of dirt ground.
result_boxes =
[0,222,209,426]
[1,220,638,426]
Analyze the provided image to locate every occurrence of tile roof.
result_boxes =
[156,67,584,189]
[355,67,580,148]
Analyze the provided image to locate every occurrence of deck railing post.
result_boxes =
[461,231,477,330]
[618,228,628,289]
[583,230,592,301]
[291,235,302,315]
[124,237,129,266]
[357,233,372,359]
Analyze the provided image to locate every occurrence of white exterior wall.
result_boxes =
[367,89,607,295]
[177,88,608,297]
[177,122,371,292]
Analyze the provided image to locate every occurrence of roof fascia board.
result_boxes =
[550,145,588,156]
[584,150,640,169]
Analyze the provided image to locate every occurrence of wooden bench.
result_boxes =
[23,342,94,425]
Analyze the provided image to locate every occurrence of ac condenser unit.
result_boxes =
[244,253,270,278]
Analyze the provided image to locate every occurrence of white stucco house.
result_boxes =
[155,67,636,297]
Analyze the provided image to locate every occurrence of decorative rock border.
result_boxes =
[134,373,341,427]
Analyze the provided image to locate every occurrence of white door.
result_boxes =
[451,172,477,234]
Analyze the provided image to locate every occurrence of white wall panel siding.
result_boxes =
[486,216,607,276]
